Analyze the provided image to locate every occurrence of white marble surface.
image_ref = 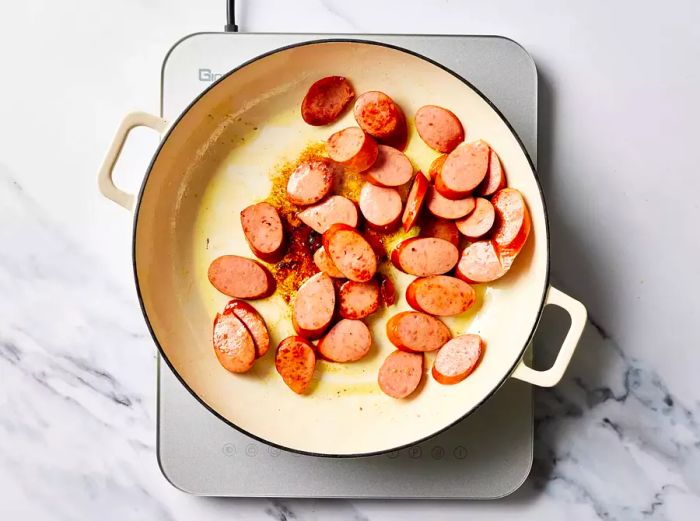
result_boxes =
[1,0,699,519]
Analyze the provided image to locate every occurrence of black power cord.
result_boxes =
[225,0,238,32]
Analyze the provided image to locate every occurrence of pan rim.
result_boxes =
[135,37,550,458]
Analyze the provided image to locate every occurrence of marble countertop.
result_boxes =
[1,0,698,519]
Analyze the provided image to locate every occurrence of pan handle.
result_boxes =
[511,286,587,387]
[97,111,168,210]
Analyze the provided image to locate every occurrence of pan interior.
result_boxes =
[135,41,548,456]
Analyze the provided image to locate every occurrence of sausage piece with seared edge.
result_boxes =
[391,237,458,276]
[339,279,380,319]
[359,182,402,232]
[208,255,275,299]
[378,350,424,399]
[301,76,354,126]
[491,188,531,266]
[354,91,402,139]
[275,336,316,394]
[426,186,475,220]
[327,127,378,172]
[298,195,359,234]
[240,202,285,262]
[420,217,460,247]
[287,160,334,206]
[212,313,256,373]
[318,319,372,363]
[365,145,413,187]
[386,311,451,352]
[406,275,475,316]
[313,247,345,278]
[455,241,507,283]
[222,300,271,358]
[401,172,429,232]
[435,140,490,199]
[477,148,506,196]
[292,272,336,339]
[415,105,465,153]
[432,334,483,385]
[323,223,377,282]
[455,197,495,239]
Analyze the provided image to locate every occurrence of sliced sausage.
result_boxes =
[339,279,379,319]
[275,336,316,394]
[365,145,413,187]
[477,148,506,196]
[426,186,476,219]
[327,127,378,172]
[240,202,285,262]
[435,140,490,199]
[323,223,377,282]
[301,76,354,126]
[354,91,401,139]
[406,275,475,317]
[391,237,459,276]
[415,105,465,153]
[359,182,402,232]
[298,195,359,234]
[286,160,334,206]
[386,311,451,352]
[318,319,372,363]
[401,171,429,232]
[455,241,507,283]
[222,300,271,358]
[378,350,424,399]
[455,197,495,239]
[380,104,408,151]
[491,188,531,264]
[212,313,256,373]
[420,217,459,247]
[428,154,447,182]
[208,255,275,299]
[377,272,397,306]
[432,334,483,385]
[313,247,345,278]
[292,272,336,339]
[362,228,387,260]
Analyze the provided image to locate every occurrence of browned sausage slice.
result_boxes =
[359,182,402,232]
[313,247,345,278]
[222,300,271,358]
[401,172,429,232]
[380,104,408,151]
[455,241,507,283]
[435,140,490,199]
[391,237,458,276]
[455,197,495,239]
[240,202,285,262]
[318,319,372,362]
[275,336,316,394]
[491,188,531,264]
[420,217,460,247]
[428,154,447,182]
[339,279,379,319]
[298,195,359,234]
[406,275,475,316]
[323,223,377,282]
[354,91,401,139]
[365,145,413,187]
[386,311,451,352]
[477,148,506,196]
[378,350,424,399]
[327,127,378,172]
[415,105,465,153]
[301,76,354,126]
[292,272,336,339]
[377,272,397,306]
[286,160,334,205]
[426,186,476,219]
[212,313,256,373]
[208,255,275,299]
[432,334,483,385]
